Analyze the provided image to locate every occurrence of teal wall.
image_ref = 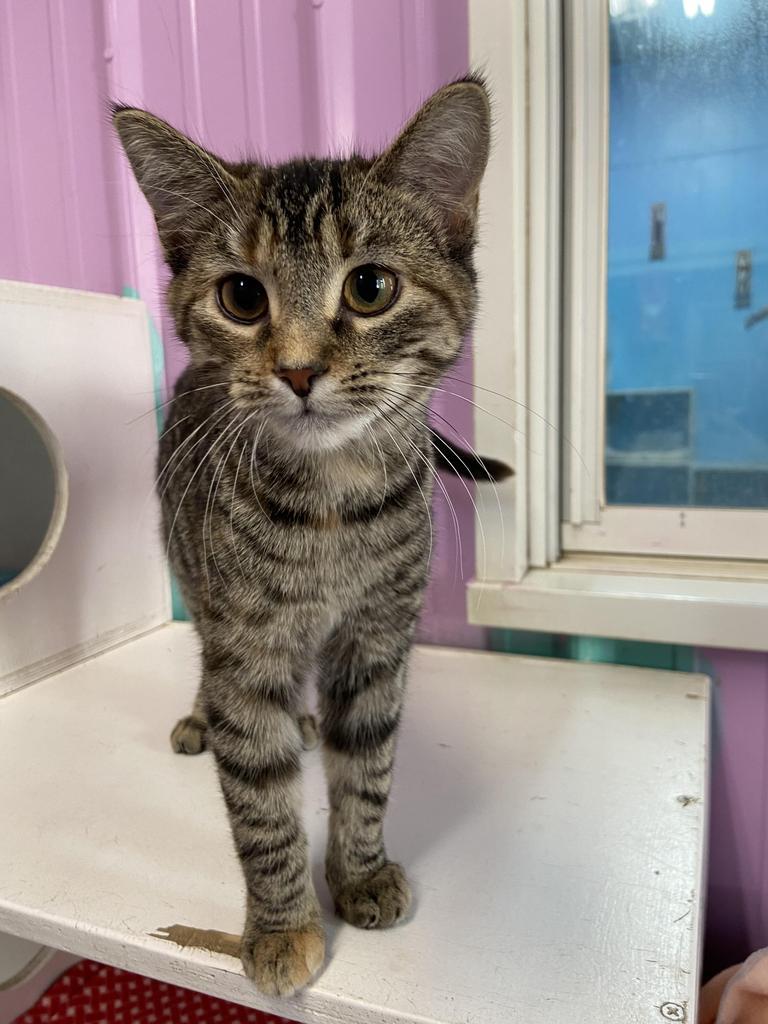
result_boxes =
[491,630,695,673]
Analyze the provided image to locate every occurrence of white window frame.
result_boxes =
[467,0,768,650]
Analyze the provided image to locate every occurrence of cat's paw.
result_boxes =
[331,862,411,929]
[170,715,207,755]
[241,923,325,996]
[298,713,319,750]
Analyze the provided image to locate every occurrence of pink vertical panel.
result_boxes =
[350,1,408,152]
[0,0,121,293]
[310,0,354,154]
[254,1,322,160]
[103,0,177,390]
[107,0,206,397]
[48,0,122,295]
[189,1,320,163]
[131,1,187,125]
[0,0,81,288]
[187,0,251,159]
[0,3,29,280]
[704,648,768,975]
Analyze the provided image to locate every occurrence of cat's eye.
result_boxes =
[217,274,268,324]
[342,265,398,316]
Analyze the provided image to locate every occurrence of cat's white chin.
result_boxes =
[274,408,374,453]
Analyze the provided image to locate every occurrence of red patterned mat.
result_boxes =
[17,959,298,1024]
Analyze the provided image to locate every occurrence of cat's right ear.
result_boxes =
[112,105,237,271]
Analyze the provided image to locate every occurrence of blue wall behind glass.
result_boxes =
[607,0,768,503]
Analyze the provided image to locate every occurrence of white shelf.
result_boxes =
[0,623,709,1024]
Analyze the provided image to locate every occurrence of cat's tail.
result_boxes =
[431,429,513,483]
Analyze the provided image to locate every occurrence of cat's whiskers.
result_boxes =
[377,400,463,584]
[376,417,434,569]
[363,423,388,521]
[378,394,488,587]
[127,379,236,426]
[156,397,242,507]
[165,408,243,568]
[213,408,261,588]
[158,412,194,441]
[376,384,505,571]
[379,368,590,479]
[137,411,195,470]
[248,421,274,526]
[375,371,530,449]
[135,396,239,534]
[410,391,505,569]
[203,412,253,596]
[202,433,230,595]
[230,428,252,583]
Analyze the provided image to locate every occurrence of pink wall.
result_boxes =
[0,0,484,648]
[0,0,121,294]
[704,648,768,975]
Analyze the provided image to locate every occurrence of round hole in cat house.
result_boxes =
[0,387,68,597]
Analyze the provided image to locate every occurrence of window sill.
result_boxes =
[468,555,768,650]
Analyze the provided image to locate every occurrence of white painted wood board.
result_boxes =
[0,623,708,1023]
[468,568,768,652]
[0,280,170,694]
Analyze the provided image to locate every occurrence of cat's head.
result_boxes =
[114,77,490,452]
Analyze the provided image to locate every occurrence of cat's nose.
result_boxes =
[275,364,326,398]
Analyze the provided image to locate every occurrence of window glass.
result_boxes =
[606,0,768,507]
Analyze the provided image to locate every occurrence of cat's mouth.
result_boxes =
[301,405,328,419]
[277,401,344,426]
[269,399,373,451]
[261,373,378,450]
[295,407,360,435]
[274,387,349,427]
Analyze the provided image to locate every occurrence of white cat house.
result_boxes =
[0,280,709,1024]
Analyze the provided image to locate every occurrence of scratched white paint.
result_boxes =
[0,625,709,1024]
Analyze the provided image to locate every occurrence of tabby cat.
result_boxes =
[114,75,504,996]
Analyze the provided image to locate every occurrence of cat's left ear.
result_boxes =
[372,75,491,240]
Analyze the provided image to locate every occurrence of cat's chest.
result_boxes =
[159,410,428,600]
[267,515,392,580]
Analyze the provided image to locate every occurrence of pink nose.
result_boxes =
[275,365,325,398]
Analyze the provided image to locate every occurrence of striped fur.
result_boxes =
[114,76,490,995]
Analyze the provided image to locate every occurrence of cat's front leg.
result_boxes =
[318,607,415,929]
[200,639,324,995]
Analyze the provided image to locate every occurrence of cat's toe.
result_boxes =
[332,862,411,929]
[170,715,207,755]
[241,923,325,996]
[298,713,319,750]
